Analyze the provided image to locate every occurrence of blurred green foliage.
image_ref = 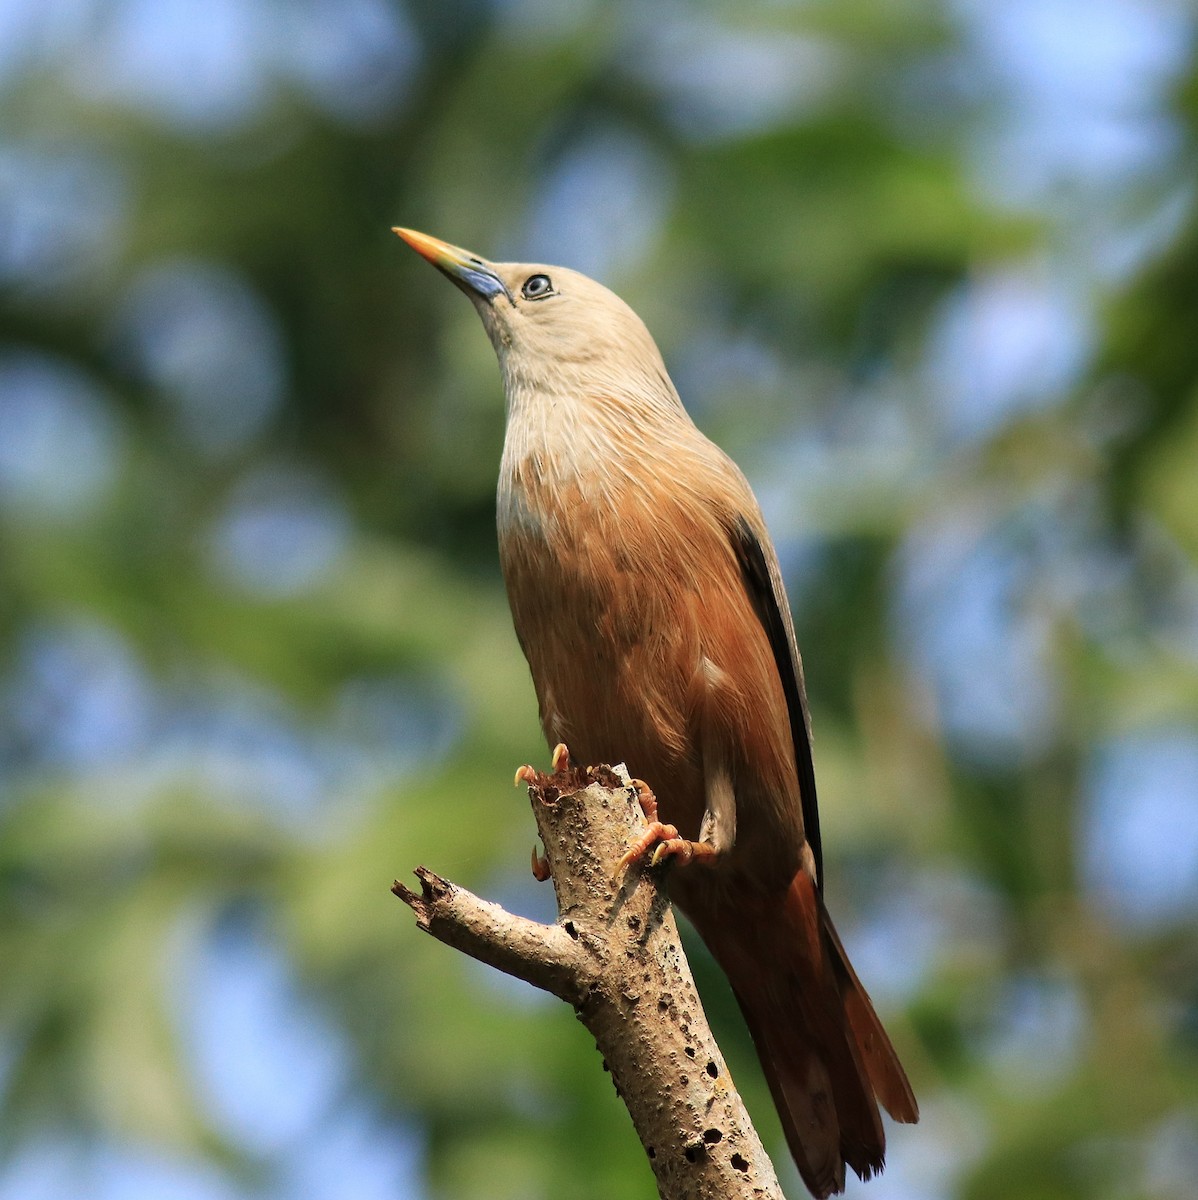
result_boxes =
[1,1,1196,1198]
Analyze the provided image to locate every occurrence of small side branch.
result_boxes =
[395,763,784,1200]
[392,866,595,1006]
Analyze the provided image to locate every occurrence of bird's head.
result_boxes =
[393,227,679,417]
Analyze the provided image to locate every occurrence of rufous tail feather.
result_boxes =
[691,873,917,1199]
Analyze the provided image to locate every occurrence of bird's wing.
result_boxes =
[729,514,824,891]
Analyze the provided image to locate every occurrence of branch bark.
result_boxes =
[393,763,786,1200]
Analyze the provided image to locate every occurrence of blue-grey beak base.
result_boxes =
[450,261,509,303]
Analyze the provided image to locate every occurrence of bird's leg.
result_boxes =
[618,779,718,874]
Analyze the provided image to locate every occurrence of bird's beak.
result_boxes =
[392,227,510,303]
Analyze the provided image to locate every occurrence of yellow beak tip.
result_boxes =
[392,226,448,265]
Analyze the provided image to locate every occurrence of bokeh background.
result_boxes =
[2,1,1197,1197]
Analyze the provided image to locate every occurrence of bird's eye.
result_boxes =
[521,274,553,300]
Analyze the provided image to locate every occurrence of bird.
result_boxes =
[393,226,918,1198]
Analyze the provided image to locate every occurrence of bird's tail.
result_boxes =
[692,872,918,1199]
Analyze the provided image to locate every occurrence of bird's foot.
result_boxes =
[515,745,573,882]
[618,820,717,874]
[513,742,573,788]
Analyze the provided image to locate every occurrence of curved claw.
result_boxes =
[650,840,677,867]
[514,764,537,787]
[551,742,571,773]
[531,844,551,882]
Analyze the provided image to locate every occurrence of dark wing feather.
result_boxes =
[731,515,824,890]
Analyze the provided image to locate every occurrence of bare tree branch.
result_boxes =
[394,763,787,1200]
